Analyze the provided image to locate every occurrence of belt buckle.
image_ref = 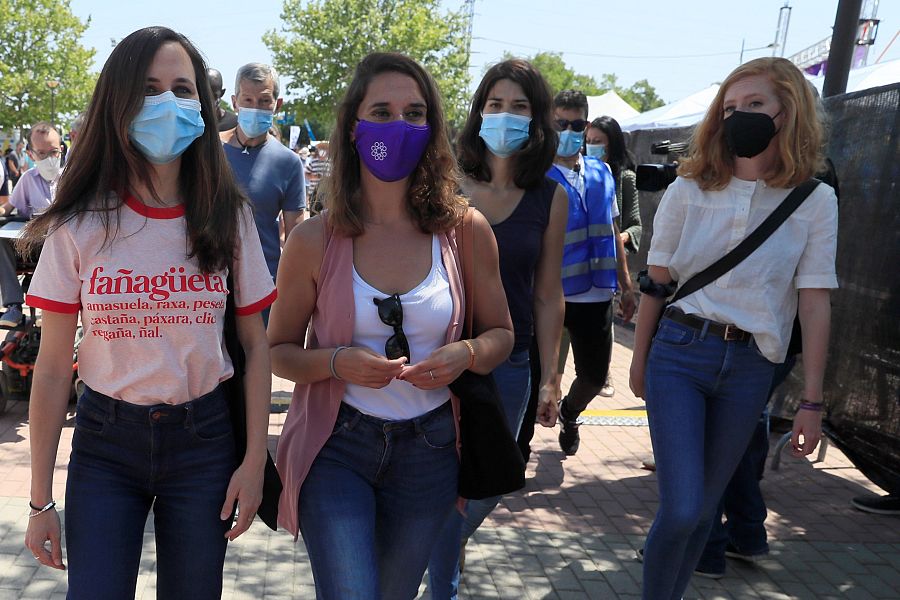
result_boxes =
[723,324,744,341]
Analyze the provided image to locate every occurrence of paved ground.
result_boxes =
[1,322,898,599]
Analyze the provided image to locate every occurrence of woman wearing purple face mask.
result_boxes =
[269,52,513,599]
[428,58,569,600]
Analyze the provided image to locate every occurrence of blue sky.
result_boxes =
[69,0,900,105]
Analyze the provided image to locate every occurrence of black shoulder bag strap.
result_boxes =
[670,179,820,304]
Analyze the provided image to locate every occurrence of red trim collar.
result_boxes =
[124,194,185,219]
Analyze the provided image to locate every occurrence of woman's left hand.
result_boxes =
[220,458,264,541]
[790,407,823,458]
[398,341,471,389]
[536,381,559,427]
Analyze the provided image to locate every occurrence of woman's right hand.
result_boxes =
[333,346,407,388]
[24,508,65,570]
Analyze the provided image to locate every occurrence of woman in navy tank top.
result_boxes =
[428,58,569,598]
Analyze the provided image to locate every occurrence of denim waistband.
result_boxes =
[338,399,451,434]
[79,384,228,425]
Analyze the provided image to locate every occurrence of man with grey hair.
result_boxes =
[69,112,86,147]
[221,63,305,324]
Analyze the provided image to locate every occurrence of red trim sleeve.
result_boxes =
[235,289,277,316]
[26,294,81,314]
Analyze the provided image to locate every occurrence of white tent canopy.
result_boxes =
[806,57,900,95]
[618,84,720,132]
[586,91,640,123]
[618,57,900,133]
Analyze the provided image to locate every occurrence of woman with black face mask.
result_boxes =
[628,57,838,600]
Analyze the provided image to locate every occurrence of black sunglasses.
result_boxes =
[555,118,588,132]
[373,294,411,362]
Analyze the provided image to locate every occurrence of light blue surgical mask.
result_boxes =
[128,91,205,164]
[478,112,532,157]
[238,107,274,138]
[557,129,584,157]
[585,143,606,159]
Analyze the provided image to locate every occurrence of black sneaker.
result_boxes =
[558,402,580,456]
[724,542,768,563]
[636,548,725,580]
[851,494,900,516]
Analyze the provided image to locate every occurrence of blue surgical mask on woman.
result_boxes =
[478,112,532,157]
[585,143,606,160]
[557,130,584,157]
[128,91,205,164]
[237,107,274,138]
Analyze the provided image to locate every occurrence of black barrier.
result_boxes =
[626,82,900,495]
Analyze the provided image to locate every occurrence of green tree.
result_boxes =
[264,0,470,133]
[503,52,665,112]
[504,51,603,96]
[0,0,96,134]
[619,79,665,112]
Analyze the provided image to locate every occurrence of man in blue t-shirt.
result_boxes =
[221,63,305,304]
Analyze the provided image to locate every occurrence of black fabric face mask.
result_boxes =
[723,110,781,158]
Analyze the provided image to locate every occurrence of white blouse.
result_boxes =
[647,176,838,363]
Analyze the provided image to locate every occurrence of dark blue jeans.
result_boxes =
[642,317,775,600]
[697,355,797,572]
[298,400,459,600]
[65,385,236,600]
[427,349,532,600]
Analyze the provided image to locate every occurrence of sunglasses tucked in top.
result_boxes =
[374,294,412,362]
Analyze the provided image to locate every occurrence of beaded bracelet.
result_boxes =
[798,401,823,412]
[461,339,475,370]
[330,346,349,381]
[28,500,56,518]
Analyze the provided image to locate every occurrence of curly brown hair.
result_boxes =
[321,52,466,237]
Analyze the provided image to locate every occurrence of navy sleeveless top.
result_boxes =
[489,177,557,353]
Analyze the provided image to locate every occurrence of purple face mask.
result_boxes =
[354,119,431,182]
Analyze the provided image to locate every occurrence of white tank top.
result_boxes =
[344,235,453,420]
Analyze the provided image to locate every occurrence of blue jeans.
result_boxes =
[427,350,531,599]
[65,385,236,600]
[698,355,797,571]
[298,400,459,600]
[642,317,775,600]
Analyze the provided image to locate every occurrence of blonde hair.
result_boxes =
[678,57,825,190]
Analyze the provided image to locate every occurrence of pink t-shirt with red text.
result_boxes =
[27,195,276,405]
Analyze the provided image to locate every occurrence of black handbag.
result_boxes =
[451,209,527,500]
[223,273,282,531]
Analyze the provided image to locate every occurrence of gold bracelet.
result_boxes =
[461,339,475,370]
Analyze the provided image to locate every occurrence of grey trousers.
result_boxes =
[0,240,24,307]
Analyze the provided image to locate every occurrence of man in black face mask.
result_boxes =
[208,68,238,132]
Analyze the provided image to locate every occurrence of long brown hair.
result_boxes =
[678,57,825,190]
[457,59,557,190]
[19,26,245,273]
[322,52,465,237]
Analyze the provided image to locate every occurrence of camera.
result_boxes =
[635,140,689,192]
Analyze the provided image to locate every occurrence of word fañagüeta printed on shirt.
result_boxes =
[27,194,276,406]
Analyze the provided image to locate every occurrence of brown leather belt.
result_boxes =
[663,307,752,342]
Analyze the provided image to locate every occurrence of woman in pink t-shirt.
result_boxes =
[21,27,274,599]
[269,53,514,598]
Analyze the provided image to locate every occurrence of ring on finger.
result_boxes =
[429,370,435,380]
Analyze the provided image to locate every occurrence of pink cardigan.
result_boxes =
[276,222,465,537]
